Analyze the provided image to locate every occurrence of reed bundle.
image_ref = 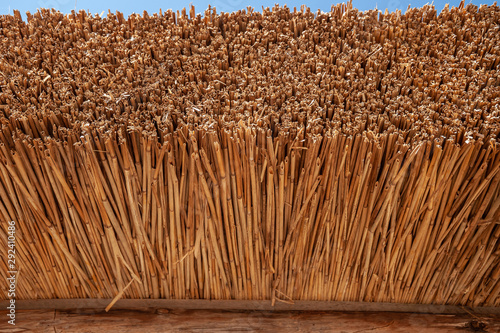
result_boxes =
[0,2,500,307]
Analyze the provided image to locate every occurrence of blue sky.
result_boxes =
[0,0,495,19]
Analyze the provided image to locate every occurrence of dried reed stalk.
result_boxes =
[0,2,500,308]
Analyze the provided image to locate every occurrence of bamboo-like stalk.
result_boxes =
[0,3,499,309]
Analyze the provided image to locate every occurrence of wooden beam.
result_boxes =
[1,299,499,315]
[0,309,499,333]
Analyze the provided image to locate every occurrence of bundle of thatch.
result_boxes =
[0,2,499,308]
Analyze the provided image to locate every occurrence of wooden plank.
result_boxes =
[1,299,499,315]
[0,309,55,333]
[0,309,499,332]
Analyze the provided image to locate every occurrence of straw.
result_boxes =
[0,3,499,308]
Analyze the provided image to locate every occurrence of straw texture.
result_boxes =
[0,2,500,307]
